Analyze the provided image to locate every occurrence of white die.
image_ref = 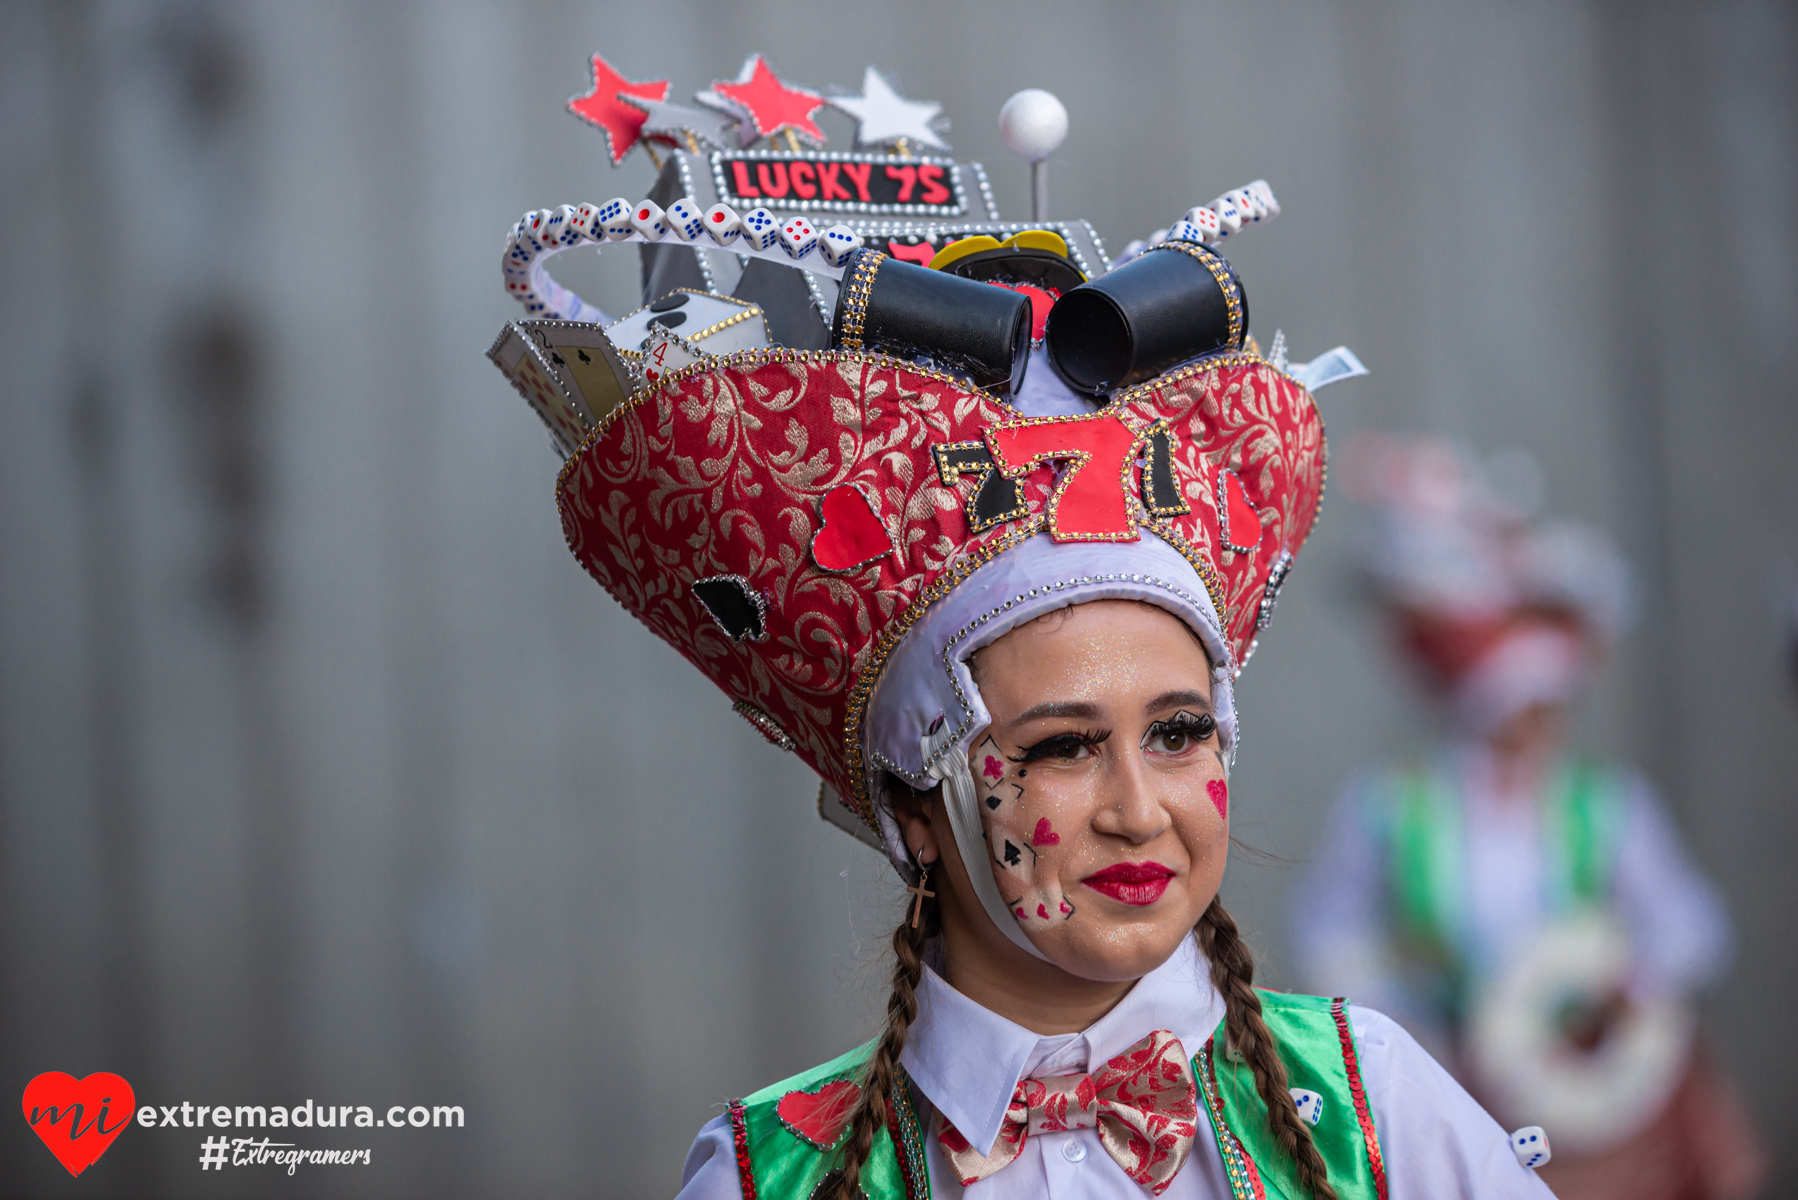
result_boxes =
[1166,219,1207,246]
[1182,206,1223,243]
[1288,1088,1323,1127]
[1509,1126,1550,1169]
[740,208,780,252]
[1248,179,1280,219]
[519,209,555,251]
[1211,194,1245,236]
[778,215,819,259]
[597,198,635,242]
[1228,186,1266,223]
[704,204,743,245]
[569,203,601,242]
[819,224,863,267]
[629,199,670,240]
[547,204,580,245]
[666,197,707,242]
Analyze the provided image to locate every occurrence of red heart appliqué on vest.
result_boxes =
[22,1071,136,1177]
[1218,470,1264,554]
[811,484,894,573]
[776,1078,862,1150]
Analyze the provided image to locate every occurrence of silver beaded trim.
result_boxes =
[867,570,1225,783]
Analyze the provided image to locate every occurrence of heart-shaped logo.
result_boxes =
[22,1071,136,1177]
[1217,470,1264,554]
[776,1078,861,1150]
[811,484,894,573]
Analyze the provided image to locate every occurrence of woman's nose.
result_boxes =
[1089,750,1172,844]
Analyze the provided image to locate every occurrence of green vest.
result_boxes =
[727,991,1387,1199]
[1388,759,1625,1013]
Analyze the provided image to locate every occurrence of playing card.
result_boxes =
[518,319,635,426]
[486,323,592,457]
[638,327,708,389]
[604,290,768,358]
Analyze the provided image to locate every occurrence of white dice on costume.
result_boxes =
[629,199,670,239]
[740,207,780,251]
[819,224,863,267]
[703,203,743,245]
[500,188,860,323]
[1289,1088,1324,1127]
[1509,1126,1551,1169]
[778,215,819,259]
[665,197,708,242]
[1132,180,1280,254]
[598,198,635,241]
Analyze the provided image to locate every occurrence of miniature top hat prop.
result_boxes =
[831,249,1033,395]
[1045,240,1247,396]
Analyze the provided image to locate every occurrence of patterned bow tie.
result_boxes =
[936,1028,1199,1194]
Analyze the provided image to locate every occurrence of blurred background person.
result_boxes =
[1288,436,1766,1200]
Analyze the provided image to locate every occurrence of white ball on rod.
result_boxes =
[998,89,1068,162]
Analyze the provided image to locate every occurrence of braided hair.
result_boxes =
[1197,897,1338,1200]
[826,866,936,1200]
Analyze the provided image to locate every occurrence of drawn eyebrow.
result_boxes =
[1144,689,1211,715]
[1010,699,1103,724]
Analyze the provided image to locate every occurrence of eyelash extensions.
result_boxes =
[1009,728,1113,764]
[1141,709,1217,749]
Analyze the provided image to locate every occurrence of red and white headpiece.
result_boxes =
[494,56,1356,872]
[1347,435,1635,731]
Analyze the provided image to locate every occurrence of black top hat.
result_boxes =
[830,249,1032,395]
[1043,240,1248,396]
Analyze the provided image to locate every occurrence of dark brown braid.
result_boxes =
[828,885,936,1199]
[1197,898,1338,1200]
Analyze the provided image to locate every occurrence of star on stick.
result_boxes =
[700,54,828,149]
[829,66,950,154]
[567,54,670,166]
[621,95,741,155]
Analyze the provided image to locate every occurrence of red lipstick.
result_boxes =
[1082,862,1175,906]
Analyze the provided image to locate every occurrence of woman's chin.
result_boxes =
[1029,917,1193,983]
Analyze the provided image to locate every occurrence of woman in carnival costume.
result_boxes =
[492,56,1555,1198]
[1288,438,1766,1200]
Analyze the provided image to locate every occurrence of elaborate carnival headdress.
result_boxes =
[489,55,1366,906]
[1346,435,1634,731]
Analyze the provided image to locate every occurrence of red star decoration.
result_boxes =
[567,54,670,166]
[709,55,827,145]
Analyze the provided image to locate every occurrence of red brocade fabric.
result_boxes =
[556,348,1325,832]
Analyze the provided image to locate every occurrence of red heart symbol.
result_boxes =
[1032,818,1060,846]
[1219,470,1263,553]
[776,1078,861,1149]
[1208,779,1229,818]
[22,1071,136,1177]
[811,484,893,573]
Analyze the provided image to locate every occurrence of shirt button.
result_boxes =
[1062,1139,1088,1163]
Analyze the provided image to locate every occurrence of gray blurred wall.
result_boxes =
[2,1,1793,1196]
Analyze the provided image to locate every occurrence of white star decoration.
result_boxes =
[828,67,950,153]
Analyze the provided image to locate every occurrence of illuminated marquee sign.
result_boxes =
[709,151,971,217]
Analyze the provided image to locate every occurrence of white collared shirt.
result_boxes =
[676,935,1553,1198]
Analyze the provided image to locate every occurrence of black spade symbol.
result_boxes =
[690,577,766,642]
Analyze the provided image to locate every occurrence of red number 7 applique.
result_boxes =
[985,412,1144,541]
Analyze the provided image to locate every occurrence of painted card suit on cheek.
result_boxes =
[810,484,894,573]
[1207,779,1229,818]
[775,1078,861,1150]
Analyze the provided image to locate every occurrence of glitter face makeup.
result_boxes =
[949,599,1231,982]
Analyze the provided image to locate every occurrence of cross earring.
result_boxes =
[905,863,935,929]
